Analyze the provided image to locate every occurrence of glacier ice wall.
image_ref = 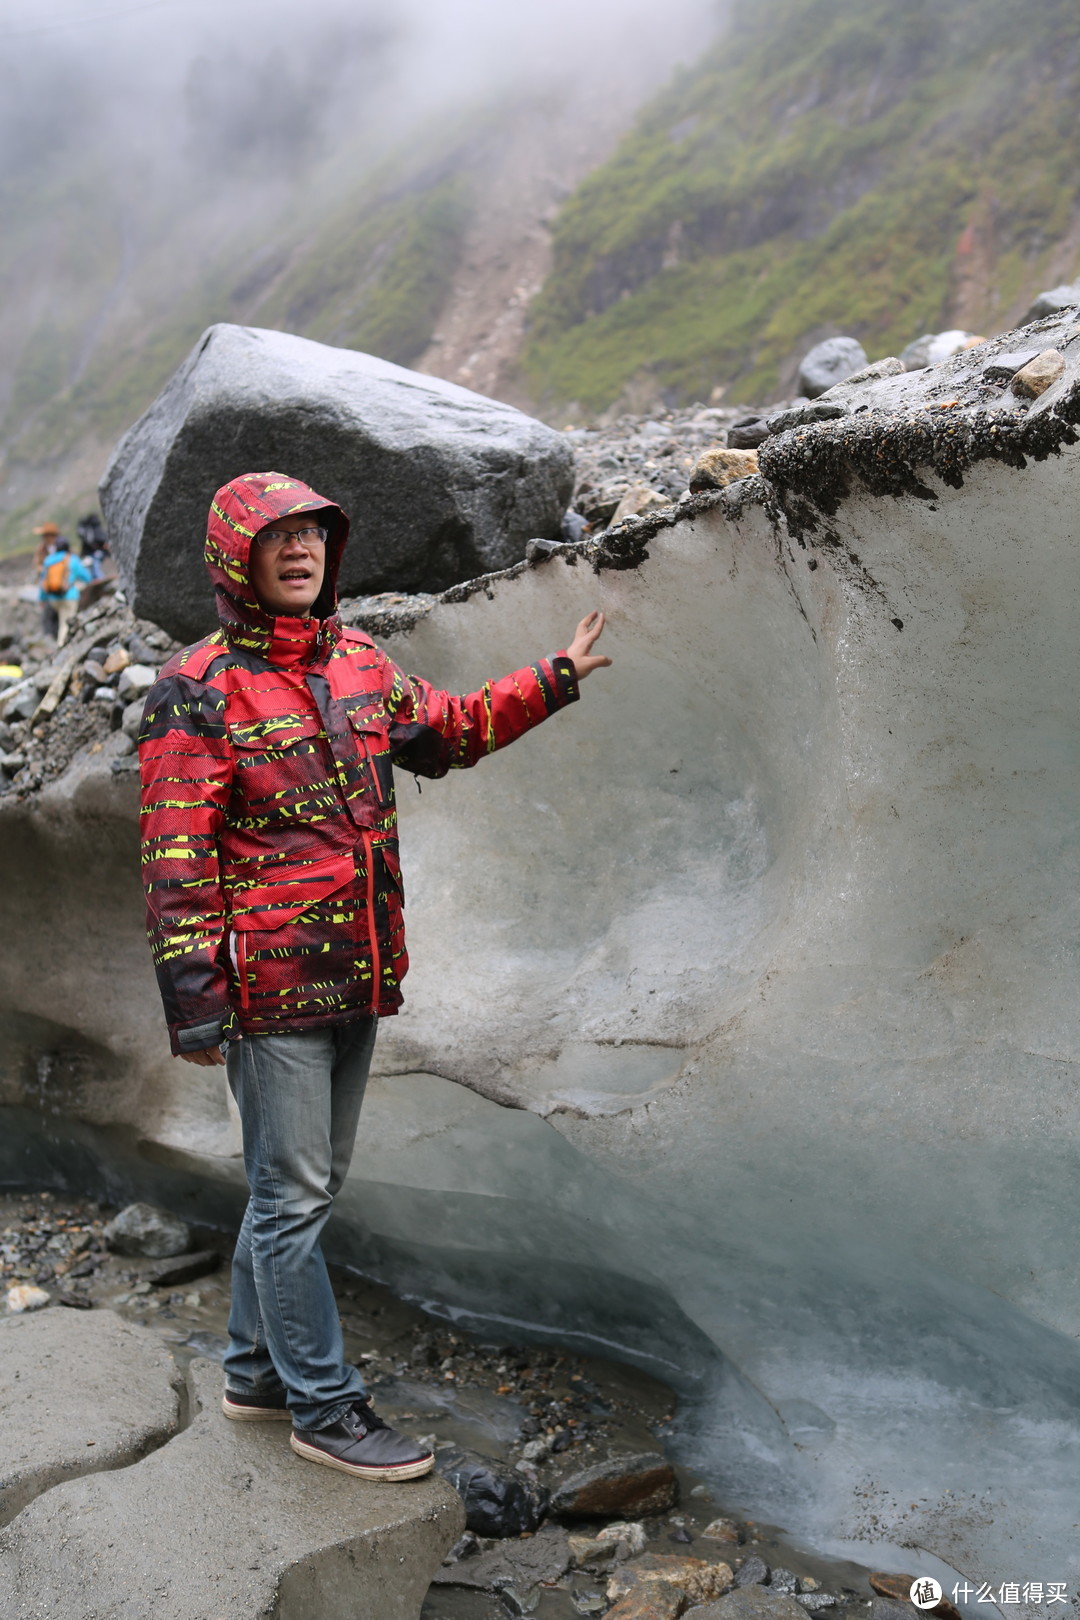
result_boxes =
[4,329,1080,1599]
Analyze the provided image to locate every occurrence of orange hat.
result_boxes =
[33,522,60,536]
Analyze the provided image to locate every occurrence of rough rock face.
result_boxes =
[99,323,574,643]
[7,309,1080,1607]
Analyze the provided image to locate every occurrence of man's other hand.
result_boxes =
[180,1045,228,1066]
[566,611,611,680]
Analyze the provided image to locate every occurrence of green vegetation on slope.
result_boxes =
[523,0,1080,411]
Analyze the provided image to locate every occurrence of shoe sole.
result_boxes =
[290,1432,435,1480]
[221,1396,292,1422]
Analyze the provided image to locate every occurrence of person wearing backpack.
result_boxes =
[38,535,91,645]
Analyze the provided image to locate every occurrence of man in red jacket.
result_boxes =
[138,471,608,1482]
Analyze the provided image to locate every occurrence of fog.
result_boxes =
[1,0,724,189]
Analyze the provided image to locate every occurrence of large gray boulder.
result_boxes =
[99,324,573,644]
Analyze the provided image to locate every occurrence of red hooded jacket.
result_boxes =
[138,472,578,1055]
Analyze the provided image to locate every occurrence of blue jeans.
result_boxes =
[223,1019,377,1430]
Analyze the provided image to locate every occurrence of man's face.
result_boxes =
[249,512,327,617]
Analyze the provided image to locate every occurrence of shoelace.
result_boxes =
[348,1399,389,1436]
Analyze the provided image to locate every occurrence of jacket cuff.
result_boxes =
[549,653,580,708]
[172,1008,237,1057]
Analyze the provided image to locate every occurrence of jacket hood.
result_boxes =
[205,472,349,655]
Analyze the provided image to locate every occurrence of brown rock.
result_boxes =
[103,646,130,676]
[612,484,671,523]
[701,1517,741,1543]
[608,1552,733,1607]
[551,1452,677,1519]
[869,1576,961,1620]
[569,1532,618,1568]
[606,1587,685,1620]
[1011,349,1066,398]
[688,448,759,493]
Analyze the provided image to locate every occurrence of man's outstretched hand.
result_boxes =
[180,1046,227,1066]
[566,611,611,681]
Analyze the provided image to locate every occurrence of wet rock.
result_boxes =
[437,1446,549,1537]
[831,356,905,388]
[701,1518,741,1544]
[765,402,849,436]
[688,448,759,493]
[103,1202,191,1259]
[101,323,573,643]
[0,1358,462,1619]
[607,1551,733,1607]
[0,1307,181,1524]
[869,1580,961,1620]
[431,1521,570,1588]
[116,662,156,702]
[1021,282,1080,324]
[797,337,868,398]
[769,1569,799,1595]
[690,1589,809,1620]
[606,1588,684,1620]
[598,1520,648,1556]
[727,418,771,450]
[146,1248,221,1288]
[981,350,1042,382]
[795,1595,836,1610]
[734,1554,770,1587]
[551,1451,677,1519]
[1010,348,1066,398]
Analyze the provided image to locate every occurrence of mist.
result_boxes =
[1,0,724,190]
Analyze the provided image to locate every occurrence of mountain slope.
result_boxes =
[522,0,1080,412]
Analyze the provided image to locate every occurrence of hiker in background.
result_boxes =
[77,513,110,581]
[39,536,91,646]
[33,521,60,580]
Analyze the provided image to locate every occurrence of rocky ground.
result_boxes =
[0,1189,943,1620]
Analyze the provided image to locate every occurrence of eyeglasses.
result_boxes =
[253,525,328,551]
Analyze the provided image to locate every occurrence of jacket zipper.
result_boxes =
[236,932,250,1011]
[360,828,381,1013]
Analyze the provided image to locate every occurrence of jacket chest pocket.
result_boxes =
[340,712,393,818]
[226,712,329,821]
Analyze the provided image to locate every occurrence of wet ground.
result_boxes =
[0,1187,904,1620]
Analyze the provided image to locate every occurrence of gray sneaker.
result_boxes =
[290,1399,435,1481]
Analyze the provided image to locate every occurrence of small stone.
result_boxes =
[521,1436,554,1463]
[702,1518,740,1543]
[770,1569,798,1595]
[569,1533,618,1568]
[795,1595,836,1611]
[121,699,145,739]
[688,448,759,493]
[116,663,156,702]
[102,646,130,676]
[5,1284,50,1313]
[103,1203,191,1259]
[727,419,771,450]
[611,484,670,523]
[797,336,868,398]
[607,1552,733,1607]
[93,685,116,702]
[869,1580,961,1620]
[734,1554,770,1587]
[595,1521,647,1557]
[981,350,1042,382]
[145,1248,221,1288]
[765,402,849,436]
[82,659,108,687]
[797,1577,819,1593]
[1010,348,1066,399]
